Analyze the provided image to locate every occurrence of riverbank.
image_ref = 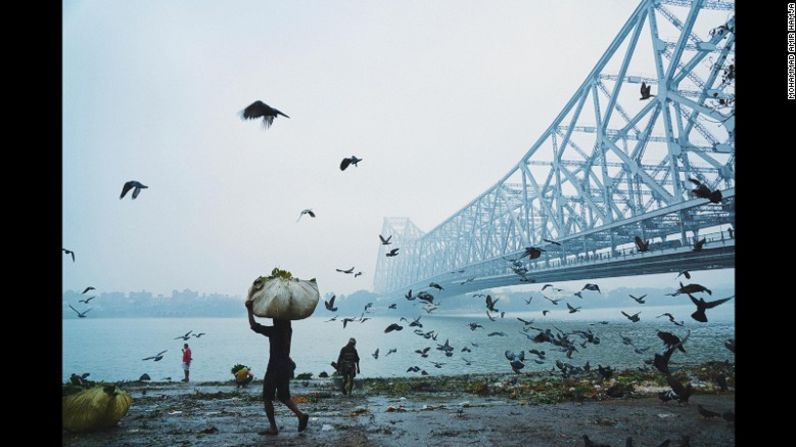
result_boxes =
[63,362,735,446]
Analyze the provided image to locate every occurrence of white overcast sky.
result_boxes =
[63,0,734,297]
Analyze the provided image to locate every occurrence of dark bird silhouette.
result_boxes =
[341,317,356,328]
[658,331,687,353]
[241,100,289,129]
[542,238,561,246]
[417,291,434,304]
[567,303,581,314]
[516,317,535,326]
[692,238,706,252]
[621,311,641,322]
[676,271,691,280]
[371,348,379,360]
[629,294,646,304]
[354,271,363,278]
[68,305,91,318]
[379,234,392,245]
[297,209,316,221]
[724,339,735,353]
[486,310,496,321]
[192,332,206,338]
[520,246,545,259]
[174,331,193,340]
[505,351,526,373]
[541,284,555,290]
[62,248,76,262]
[324,294,338,311]
[429,282,444,291]
[574,291,583,299]
[582,283,601,293]
[688,178,723,203]
[406,366,421,373]
[142,350,167,361]
[414,347,431,357]
[640,81,655,100]
[524,296,534,304]
[666,374,694,403]
[583,435,611,447]
[485,295,500,312]
[340,156,363,171]
[120,181,148,199]
[388,303,397,309]
[689,294,733,322]
[82,286,95,294]
[656,313,684,326]
[635,236,650,252]
[667,282,712,296]
[488,331,507,337]
[697,405,720,418]
[78,296,96,304]
[653,330,690,374]
[386,348,397,356]
[336,267,355,274]
[405,289,414,300]
[468,322,483,331]
[384,323,404,333]
[386,248,400,257]
[542,310,550,316]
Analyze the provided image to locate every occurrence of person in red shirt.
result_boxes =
[181,343,192,382]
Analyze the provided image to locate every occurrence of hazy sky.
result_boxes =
[63,0,734,298]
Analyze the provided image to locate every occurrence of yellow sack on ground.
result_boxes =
[246,268,319,320]
[63,385,132,432]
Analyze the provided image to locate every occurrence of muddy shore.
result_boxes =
[63,362,735,447]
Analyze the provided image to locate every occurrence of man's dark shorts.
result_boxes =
[263,359,291,401]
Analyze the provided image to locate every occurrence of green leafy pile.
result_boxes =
[231,364,249,375]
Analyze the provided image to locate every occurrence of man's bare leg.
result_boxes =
[281,398,309,432]
[262,400,278,435]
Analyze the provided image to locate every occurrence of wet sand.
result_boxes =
[63,364,735,447]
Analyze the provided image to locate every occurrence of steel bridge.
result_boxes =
[373,0,735,297]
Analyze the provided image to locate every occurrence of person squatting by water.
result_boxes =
[246,300,309,435]
[336,338,360,395]
[181,343,192,382]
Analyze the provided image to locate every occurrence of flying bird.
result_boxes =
[388,303,397,309]
[542,310,550,316]
[174,331,193,340]
[142,350,167,361]
[379,235,392,245]
[689,294,733,322]
[519,246,545,259]
[82,286,95,294]
[634,236,650,252]
[656,313,684,326]
[120,181,148,199]
[629,294,647,304]
[386,248,400,257]
[524,296,534,305]
[62,248,75,262]
[386,348,397,356]
[676,271,691,280]
[542,238,561,246]
[485,295,500,312]
[78,296,95,304]
[505,351,526,373]
[336,267,355,274]
[692,238,706,252]
[241,100,289,129]
[68,305,91,318]
[582,283,601,293]
[640,81,655,100]
[468,322,484,331]
[340,156,363,171]
[192,332,206,338]
[621,311,641,322]
[567,303,581,314]
[324,295,338,311]
[371,348,380,360]
[667,282,712,296]
[384,323,404,333]
[354,271,363,278]
[429,282,444,291]
[404,289,415,300]
[688,178,723,203]
[488,331,507,337]
[297,209,316,221]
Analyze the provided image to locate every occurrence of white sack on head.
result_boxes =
[246,268,320,320]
